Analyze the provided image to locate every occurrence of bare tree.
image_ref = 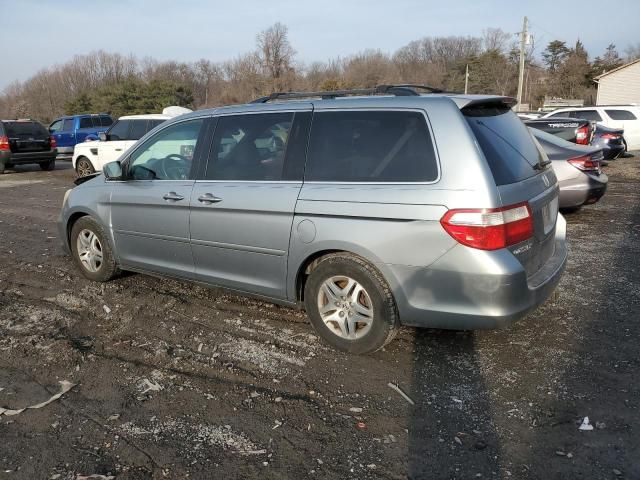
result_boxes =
[256,22,296,90]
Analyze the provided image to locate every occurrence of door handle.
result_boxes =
[163,192,184,202]
[197,193,222,204]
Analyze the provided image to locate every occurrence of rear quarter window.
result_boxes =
[305,110,438,182]
[464,105,543,186]
[605,109,637,120]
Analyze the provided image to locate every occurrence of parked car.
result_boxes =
[0,119,57,173]
[591,124,625,160]
[58,85,567,354]
[531,128,607,209]
[72,114,169,176]
[49,114,113,158]
[516,111,543,120]
[524,117,594,145]
[542,105,640,151]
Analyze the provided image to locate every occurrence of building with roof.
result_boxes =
[594,59,640,105]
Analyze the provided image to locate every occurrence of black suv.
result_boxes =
[0,119,57,173]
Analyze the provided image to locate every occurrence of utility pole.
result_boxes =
[516,16,528,111]
[464,64,469,94]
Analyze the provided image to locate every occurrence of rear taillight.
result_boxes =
[568,155,600,172]
[0,135,9,151]
[600,133,620,141]
[576,125,590,145]
[440,202,534,251]
[50,135,57,149]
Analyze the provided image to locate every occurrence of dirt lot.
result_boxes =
[0,157,638,480]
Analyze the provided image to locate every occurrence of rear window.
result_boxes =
[4,121,48,138]
[605,109,637,120]
[305,110,438,182]
[464,104,544,186]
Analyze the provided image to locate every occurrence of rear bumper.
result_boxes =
[56,146,74,154]
[604,143,625,159]
[0,150,57,165]
[385,214,568,330]
[559,173,608,208]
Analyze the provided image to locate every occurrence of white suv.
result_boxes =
[542,105,640,150]
[72,114,170,176]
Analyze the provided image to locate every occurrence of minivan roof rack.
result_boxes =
[249,84,447,103]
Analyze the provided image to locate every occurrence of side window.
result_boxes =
[575,110,602,121]
[205,112,294,181]
[49,120,63,132]
[79,117,93,129]
[62,119,74,131]
[605,109,637,120]
[108,120,130,141]
[306,110,438,182]
[128,120,148,140]
[548,111,569,118]
[100,116,113,127]
[128,119,204,181]
[148,120,166,131]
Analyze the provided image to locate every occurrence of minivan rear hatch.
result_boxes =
[4,121,51,153]
[463,100,559,278]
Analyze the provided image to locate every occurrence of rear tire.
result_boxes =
[76,156,95,177]
[40,159,56,171]
[304,253,399,354]
[70,216,119,282]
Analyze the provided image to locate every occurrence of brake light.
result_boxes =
[600,133,620,140]
[50,135,57,149]
[440,202,534,250]
[568,155,599,172]
[0,136,9,151]
[575,125,590,145]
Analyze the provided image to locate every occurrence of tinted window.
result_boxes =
[108,120,130,141]
[100,116,113,127]
[79,117,93,129]
[206,113,294,181]
[128,120,149,140]
[128,119,203,180]
[305,111,437,182]
[148,119,166,130]
[605,109,637,120]
[572,110,602,121]
[465,105,543,186]
[62,119,74,131]
[49,120,63,132]
[4,121,48,139]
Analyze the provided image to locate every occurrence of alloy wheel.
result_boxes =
[76,229,103,273]
[316,275,374,339]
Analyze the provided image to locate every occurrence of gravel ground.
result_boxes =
[0,156,638,480]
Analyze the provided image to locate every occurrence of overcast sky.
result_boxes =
[2,0,639,90]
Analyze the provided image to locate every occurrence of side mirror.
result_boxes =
[98,132,107,142]
[103,161,123,180]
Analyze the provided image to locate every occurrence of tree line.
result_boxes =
[1,23,638,123]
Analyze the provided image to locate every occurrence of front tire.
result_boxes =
[70,216,119,282]
[76,156,95,177]
[304,253,399,354]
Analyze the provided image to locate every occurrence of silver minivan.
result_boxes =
[58,86,567,353]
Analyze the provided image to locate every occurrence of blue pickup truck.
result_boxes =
[48,114,113,157]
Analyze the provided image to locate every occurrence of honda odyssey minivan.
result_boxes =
[58,85,567,353]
